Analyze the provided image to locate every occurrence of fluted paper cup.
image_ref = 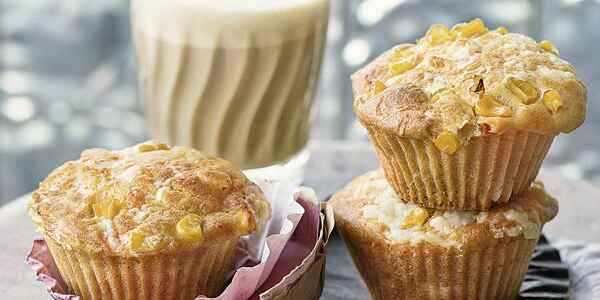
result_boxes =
[336,222,539,300]
[45,236,238,300]
[367,127,554,210]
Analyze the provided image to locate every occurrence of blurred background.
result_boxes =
[1,0,599,204]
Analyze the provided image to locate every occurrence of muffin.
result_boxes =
[330,170,558,300]
[27,140,271,300]
[352,19,586,210]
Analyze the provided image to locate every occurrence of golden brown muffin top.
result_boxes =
[352,19,586,154]
[28,140,270,256]
[330,170,558,248]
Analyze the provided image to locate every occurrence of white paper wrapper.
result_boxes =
[237,176,306,270]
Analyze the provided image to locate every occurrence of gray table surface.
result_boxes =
[1,141,599,299]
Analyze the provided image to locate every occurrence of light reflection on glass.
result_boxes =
[327,17,343,43]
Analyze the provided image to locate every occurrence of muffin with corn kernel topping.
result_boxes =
[27,140,271,300]
[352,19,586,210]
[330,170,558,300]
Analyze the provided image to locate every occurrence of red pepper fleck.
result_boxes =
[481,123,492,135]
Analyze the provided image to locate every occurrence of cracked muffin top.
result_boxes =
[352,19,586,154]
[28,140,270,256]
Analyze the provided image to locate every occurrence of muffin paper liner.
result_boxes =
[367,127,554,210]
[43,236,239,299]
[336,217,540,300]
[26,178,334,300]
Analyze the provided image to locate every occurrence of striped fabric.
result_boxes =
[519,235,569,299]
[551,238,600,300]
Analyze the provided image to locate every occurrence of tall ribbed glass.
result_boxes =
[131,0,329,182]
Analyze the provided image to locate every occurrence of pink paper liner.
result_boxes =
[26,195,321,300]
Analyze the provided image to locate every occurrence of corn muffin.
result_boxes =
[352,19,586,210]
[330,170,558,300]
[28,140,271,300]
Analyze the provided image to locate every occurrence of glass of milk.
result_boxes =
[131,0,329,184]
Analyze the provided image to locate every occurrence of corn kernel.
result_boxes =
[369,80,387,97]
[156,143,170,150]
[423,24,455,46]
[388,59,416,76]
[233,210,252,234]
[452,19,488,38]
[390,46,414,61]
[449,229,465,240]
[93,198,121,219]
[543,90,563,112]
[137,141,169,152]
[506,77,539,104]
[539,40,559,56]
[475,95,513,117]
[130,231,146,250]
[496,26,508,35]
[401,208,430,229]
[481,118,509,135]
[176,214,204,242]
[137,143,157,152]
[130,231,165,252]
[433,131,460,154]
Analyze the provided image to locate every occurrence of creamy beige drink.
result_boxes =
[132,0,329,169]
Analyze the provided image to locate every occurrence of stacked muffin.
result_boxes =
[331,19,586,299]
